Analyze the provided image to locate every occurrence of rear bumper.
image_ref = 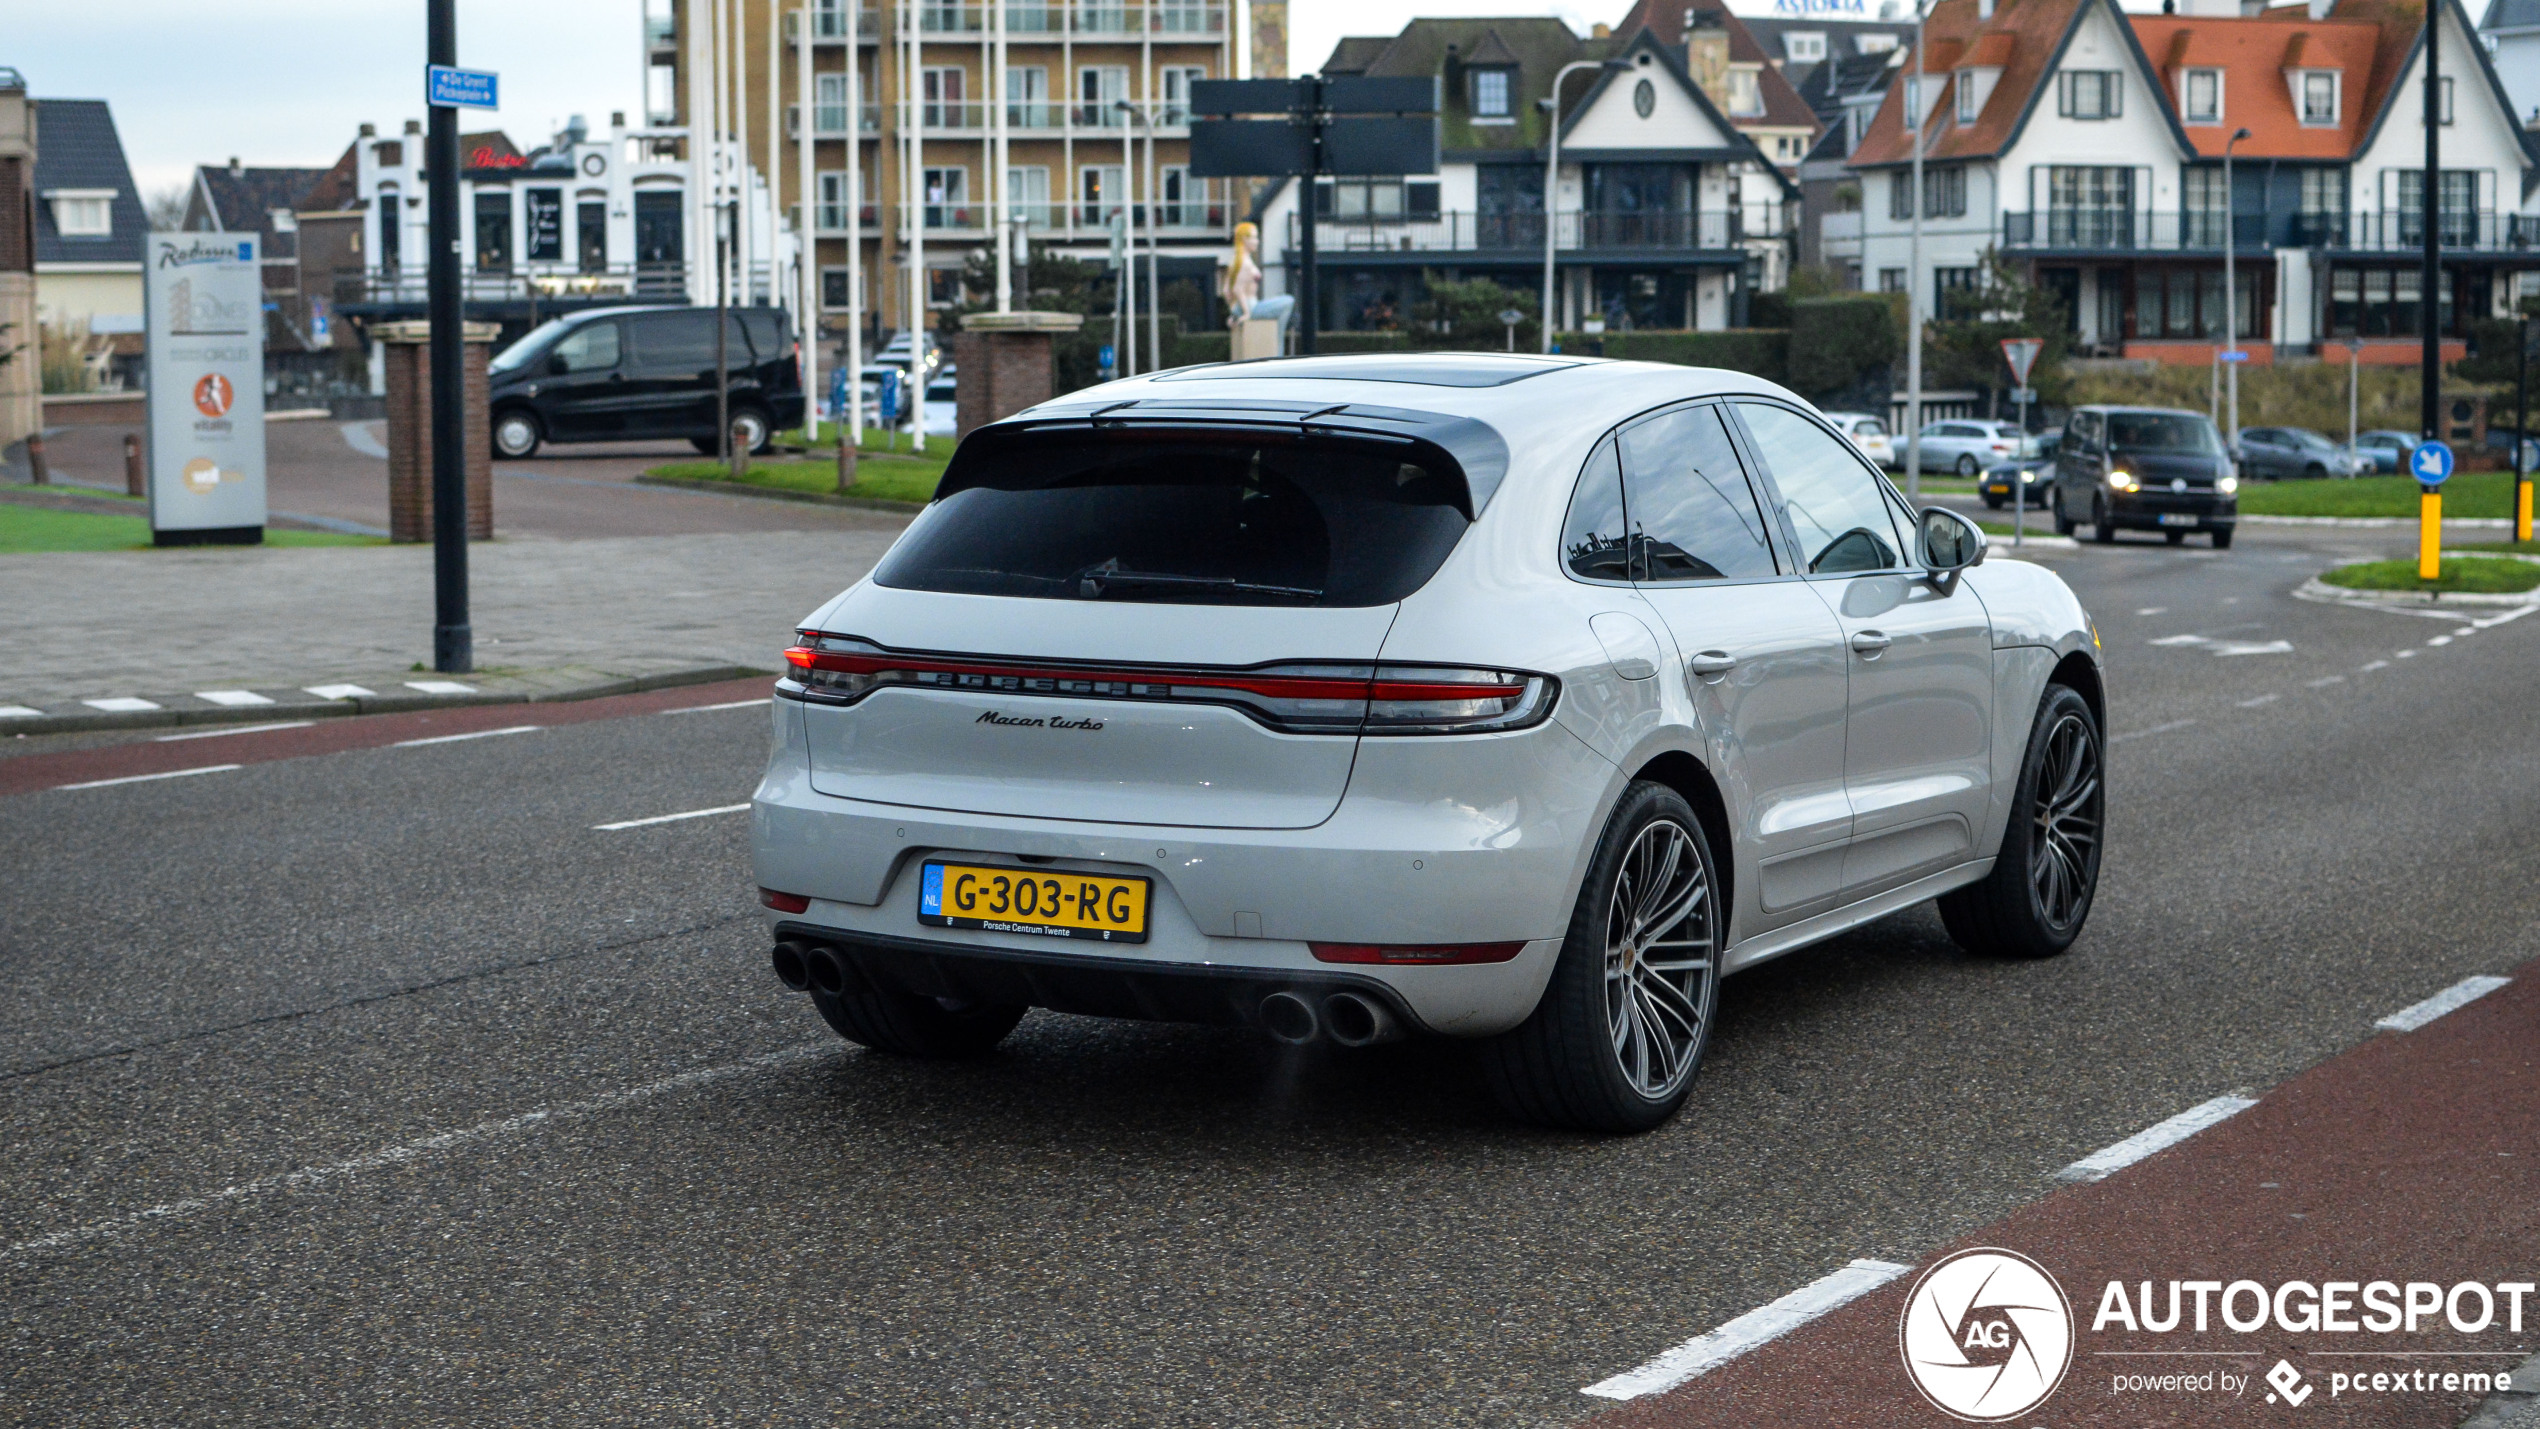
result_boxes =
[2107,494,2236,530]
[749,697,1613,1036]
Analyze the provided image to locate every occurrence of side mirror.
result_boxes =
[546,352,571,376]
[1920,506,1987,589]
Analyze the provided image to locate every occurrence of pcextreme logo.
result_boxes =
[1899,1248,2076,1421]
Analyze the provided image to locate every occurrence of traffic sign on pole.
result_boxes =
[426,65,499,110]
[2411,439,2455,486]
[2000,337,2043,386]
[2218,349,2251,363]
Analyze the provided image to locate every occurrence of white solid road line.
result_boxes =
[2,1042,837,1259]
[1581,1259,1915,1401]
[304,684,375,701]
[194,690,275,707]
[664,698,771,715]
[2110,718,2198,744]
[2375,975,2512,1033]
[80,697,160,713]
[404,680,479,695]
[392,725,541,748]
[2055,1095,2259,1184]
[593,803,752,831]
[57,764,243,792]
[155,721,316,742]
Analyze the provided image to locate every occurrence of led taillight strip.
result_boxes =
[782,646,1524,704]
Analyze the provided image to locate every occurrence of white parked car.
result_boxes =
[1914,419,2028,476]
[1823,411,1896,469]
[754,353,2106,1133]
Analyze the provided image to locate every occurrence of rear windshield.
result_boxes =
[2107,412,2223,454]
[873,430,1471,606]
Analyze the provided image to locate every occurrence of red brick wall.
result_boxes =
[383,339,493,542]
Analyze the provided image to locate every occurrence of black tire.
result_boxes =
[491,409,542,459]
[2051,491,2076,537]
[689,436,720,455]
[2212,527,2234,550]
[1938,684,2104,959]
[2302,463,2326,480]
[2091,495,2116,544]
[1955,453,1980,476]
[2165,530,2185,545]
[1483,782,1724,1134]
[809,981,1026,1059]
[1984,495,2006,510]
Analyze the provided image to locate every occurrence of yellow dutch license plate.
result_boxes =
[917,860,1150,943]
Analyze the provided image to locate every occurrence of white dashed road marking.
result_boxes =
[2307,676,2346,688]
[593,803,752,831]
[155,721,315,743]
[2149,634,2294,656]
[80,697,160,713]
[392,725,541,748]
[2361,660,2390,671]
[2135,607,2168,615]
[2,1042,836,1258]
[2055,1096,2259,1184]
[193,690,274,707]
[2236,694,2279,708]
[403,680,479,695]
[2111,719,2198,743]
[57,764,243,792]
[0,705,42,718]
[2374,976,2512,1033]
[304,684,376,700]
[1581,1259,1916,1400]
[664,698,771,715]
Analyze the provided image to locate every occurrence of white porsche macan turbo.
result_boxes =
[753,352,2106,1132]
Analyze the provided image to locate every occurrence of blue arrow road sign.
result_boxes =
[427,65,499,110]
[2412,439,2455,485]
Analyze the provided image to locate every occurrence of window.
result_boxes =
[878,431,1474,607]
[1889,171,1914,220]
[822,267,858,309]
[2057,70,2123,120]
[1620,406,1778,581]
[1005,65,1051,127]
[646,60,679,124]
[1857,32,1898,54]
[377,186,401,270]
[2397,170,2479,246]
[1784,32,1827,63]
[46,191,113,237]
[2299,71,2339,125]
[552,320,621,372]
[1935,265,1981,319]
[817,170,859,229]
[1734,403,1904,574]
[2183,167,2227,246]
[1903,76,1923,130]
[1079,65,1127,125]
[1564,439,1631,581]
[1727,68,1763,117]
[922,166,969,226]
[525,188,563,262]
[815,73,854,133]
[1925,166,1967,218]
[2440,75,2456,125]
[1008,165,1050,226]
[1957,75,1980,124]
[474,190,511,271]
[2182,67,2222,124]
[922,66,967,127]
[1079,163,1122,224]
[2046,165,2133,245]
[1878,267,1906,293]
[1472,68,1512,120]
[1159,65,1206,125]
[577,198,607,271]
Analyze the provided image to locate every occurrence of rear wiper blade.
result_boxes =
[1072,565,1322,600]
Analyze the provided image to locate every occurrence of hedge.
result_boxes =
[1551,329,1790,384]
[1787,296,1899,399]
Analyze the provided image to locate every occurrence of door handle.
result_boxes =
[1850,630,1892,657]
[1686,650,1737,681]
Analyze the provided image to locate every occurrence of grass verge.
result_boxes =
[647,444,947,506]
[2319,555,2540,594]
[2236,471,2524,519]
[0,505,385,554]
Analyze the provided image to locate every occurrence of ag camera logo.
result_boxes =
[1900,1248,2075,1421]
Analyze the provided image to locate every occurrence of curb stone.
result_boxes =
[0,664,770,737]
[2293,575,2540,610]
[2242,514,2514,529]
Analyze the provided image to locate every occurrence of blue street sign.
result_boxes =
[427,65,499,110]
[2218,350,2250,362]
[1099,345,1116,370]
[876,368,902,422]
[2412,439,2455,485]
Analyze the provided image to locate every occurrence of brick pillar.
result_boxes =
[377,319,495,542]
[953,310,1086,439]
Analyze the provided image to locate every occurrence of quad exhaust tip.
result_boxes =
[1257,990,1320,1045]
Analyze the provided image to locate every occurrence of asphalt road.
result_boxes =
[4,521,2536,1426]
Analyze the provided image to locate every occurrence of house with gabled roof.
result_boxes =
[1260,18,1796,334]
[1847,0,2539,366]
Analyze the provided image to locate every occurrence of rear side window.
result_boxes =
[874,430,1471,607]
[631,311,753,372]
[553,321,620,372]
[1619,405,1778,582]
[1562,438,1630,582]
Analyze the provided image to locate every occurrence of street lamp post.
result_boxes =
[1905,0,1926,502]
[2223,125,2251,468]
[425,0,470,674]
[1540,59,1627,354]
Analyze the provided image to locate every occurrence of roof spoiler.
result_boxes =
[941,399,1514,519]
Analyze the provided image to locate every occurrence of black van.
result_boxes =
[2050,405,2239,549]
[486,306,805,458]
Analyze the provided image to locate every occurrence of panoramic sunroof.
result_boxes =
[1154,354,1583,388]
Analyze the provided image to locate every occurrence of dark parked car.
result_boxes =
[2051,405,2239,548]
[2235,426,2366,479]
[487,306,804,458]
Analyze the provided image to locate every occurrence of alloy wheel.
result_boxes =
[1601,819,1718,1100]
[2028,712,2102,929]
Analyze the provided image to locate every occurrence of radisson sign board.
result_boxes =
[144,234,267,542]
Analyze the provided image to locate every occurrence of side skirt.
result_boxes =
[1721,859,1995,974]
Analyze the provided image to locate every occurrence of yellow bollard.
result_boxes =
[2519,478,2534,545]
[2419,489,2443,581]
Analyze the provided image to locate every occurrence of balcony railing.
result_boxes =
[645,13,676,49]
[2004,209,2540,253]
[815,202,884,232]
[340,262,688,306]
[896,1,1221,33]
[793,3,882,40]
[794,102,883,137]
[1288,209,1767,255]
[888,200,1229,235]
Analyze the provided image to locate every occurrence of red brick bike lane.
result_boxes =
[1590,964,2539,1429]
